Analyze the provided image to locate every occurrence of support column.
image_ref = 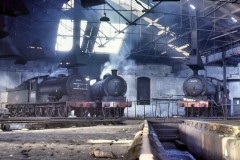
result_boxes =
[222,51,227,118]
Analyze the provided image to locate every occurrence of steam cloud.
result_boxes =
[49,68,68,77]
[100,54,137,79]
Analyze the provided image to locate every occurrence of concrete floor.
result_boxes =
[0,120,142,160]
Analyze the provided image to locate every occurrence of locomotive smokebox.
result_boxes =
[91,71,127,100]
[183,75,216,97]
[111,69,117,76]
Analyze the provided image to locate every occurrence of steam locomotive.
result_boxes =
[91,69,130,117]
[6,70,130,117]
[177,75,228,117]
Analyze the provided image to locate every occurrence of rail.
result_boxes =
[139,120,154,160]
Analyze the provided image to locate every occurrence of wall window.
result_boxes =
[137,77,150,105]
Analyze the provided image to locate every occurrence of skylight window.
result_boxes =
[55,1,74,52]
[120,0,149,12]
[168,44,189,57]
[80,20,88,47]
[93,22,126,54]
[55,19,73,52]
[56,1,88,52]
[55,19,87,52]
[62,0,74,11]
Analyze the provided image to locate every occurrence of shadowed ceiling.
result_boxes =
[0,0,240,70]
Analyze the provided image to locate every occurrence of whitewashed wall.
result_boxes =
[120,64,187,118]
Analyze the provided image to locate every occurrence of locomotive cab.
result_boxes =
[7,76,47,104]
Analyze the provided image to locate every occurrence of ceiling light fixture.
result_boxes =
[100,12,110,22]
[100,4,110,22]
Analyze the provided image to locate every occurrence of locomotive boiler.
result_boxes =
[37,74,89,102]
[91,70,130,117]
[178,75,226,117]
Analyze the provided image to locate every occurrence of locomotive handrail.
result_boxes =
[208,99,231,107]
[208,99,231,119]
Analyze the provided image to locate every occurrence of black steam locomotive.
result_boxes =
[6,70,130,117]
[178,75,228,117]
[91,69,130,117]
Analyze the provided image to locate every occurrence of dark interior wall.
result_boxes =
[0,71,20,90]
[68,63,102,80]
[0,70,48,91]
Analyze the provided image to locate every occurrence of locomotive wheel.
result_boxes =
[57,106,67,117]
[89,109,94,117]
[82,108,89,117]
[201,108,208,117]
[45,107,55,117]
[18,107,23,114]
[22,107,28,117]
[110,108,115,117]
[96,109,103,117]
[103,108,115,117]
[35,107,43,117]
[185,108,191,117]
[1,124,10,131]
[11,107,17,117]
[7,106,13,116]
[102,108,110,118]
[118,108,125,117]
[28,107,35,117]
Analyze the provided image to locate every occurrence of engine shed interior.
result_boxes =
[0,0,240,159]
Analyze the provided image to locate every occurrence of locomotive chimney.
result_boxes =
[111,69,117,76]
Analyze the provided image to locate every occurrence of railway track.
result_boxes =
[0,117,124,131]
